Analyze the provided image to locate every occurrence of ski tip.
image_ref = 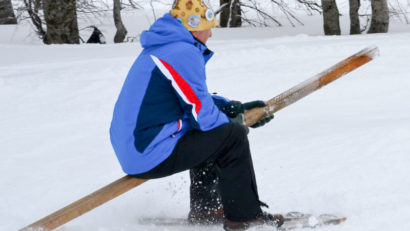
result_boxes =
[336,217,347,223]
[325,216,347,225]
[361,46,380,59]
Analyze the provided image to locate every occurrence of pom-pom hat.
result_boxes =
[170,0,218,31]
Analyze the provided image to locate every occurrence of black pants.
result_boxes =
[134,123,262,222]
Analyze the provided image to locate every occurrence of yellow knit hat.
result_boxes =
[170,0,218,31]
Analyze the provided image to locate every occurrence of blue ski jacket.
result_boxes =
[110,13,231,175]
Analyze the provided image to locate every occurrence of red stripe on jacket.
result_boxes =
[159,59,202,115]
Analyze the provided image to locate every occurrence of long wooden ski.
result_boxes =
[244,46,379,126]
[20,46,378,231]
[134,211,347,229]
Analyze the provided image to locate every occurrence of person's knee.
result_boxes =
[229,122,248,142]
[214,123,251,167]
[226,123,250,161]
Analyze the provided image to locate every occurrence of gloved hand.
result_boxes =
[215,99,274,128]
[220,100,266,118]
[242,100,267,111]
[250,115,274,128]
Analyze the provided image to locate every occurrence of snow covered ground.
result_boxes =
[1,11,410,231]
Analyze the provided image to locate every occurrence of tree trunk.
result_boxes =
[368,0,389,33]
[219,0,242,28]
[42,0,79,44]
[0,0,17,24]
[349,0,361,34]
[113,0,127,43]
[33,0,41,14]
[321,0,341,35]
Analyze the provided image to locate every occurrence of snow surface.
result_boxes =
[1,11,410,231]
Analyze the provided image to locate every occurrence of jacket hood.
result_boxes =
[140,13,195,48]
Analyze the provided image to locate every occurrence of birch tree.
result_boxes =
[368,0,389,33]
[219,0,242,27]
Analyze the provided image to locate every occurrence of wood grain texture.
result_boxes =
[244,46,379,127]
[20,176,147,231]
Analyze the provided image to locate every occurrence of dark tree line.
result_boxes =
[4,0,127,44]
[0,0,394,44]
[322,0,389,35]
[207,0,390,34]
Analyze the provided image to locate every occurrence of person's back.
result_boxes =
[110,13,228,174]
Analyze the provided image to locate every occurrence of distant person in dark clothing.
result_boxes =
[86,26,106,44]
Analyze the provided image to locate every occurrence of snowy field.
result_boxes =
[1,12,410,231]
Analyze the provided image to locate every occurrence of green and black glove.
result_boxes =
[219,100,274,128]
[251,115,274,128]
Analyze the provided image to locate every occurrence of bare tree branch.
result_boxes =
[22,0,46,38]
[149,0,157,21]
[240,0,283,26]
[389,0,410,24]
[270,0,304,27]
[295,0,322,14]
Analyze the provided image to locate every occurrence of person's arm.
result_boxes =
[150,52,229,131]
